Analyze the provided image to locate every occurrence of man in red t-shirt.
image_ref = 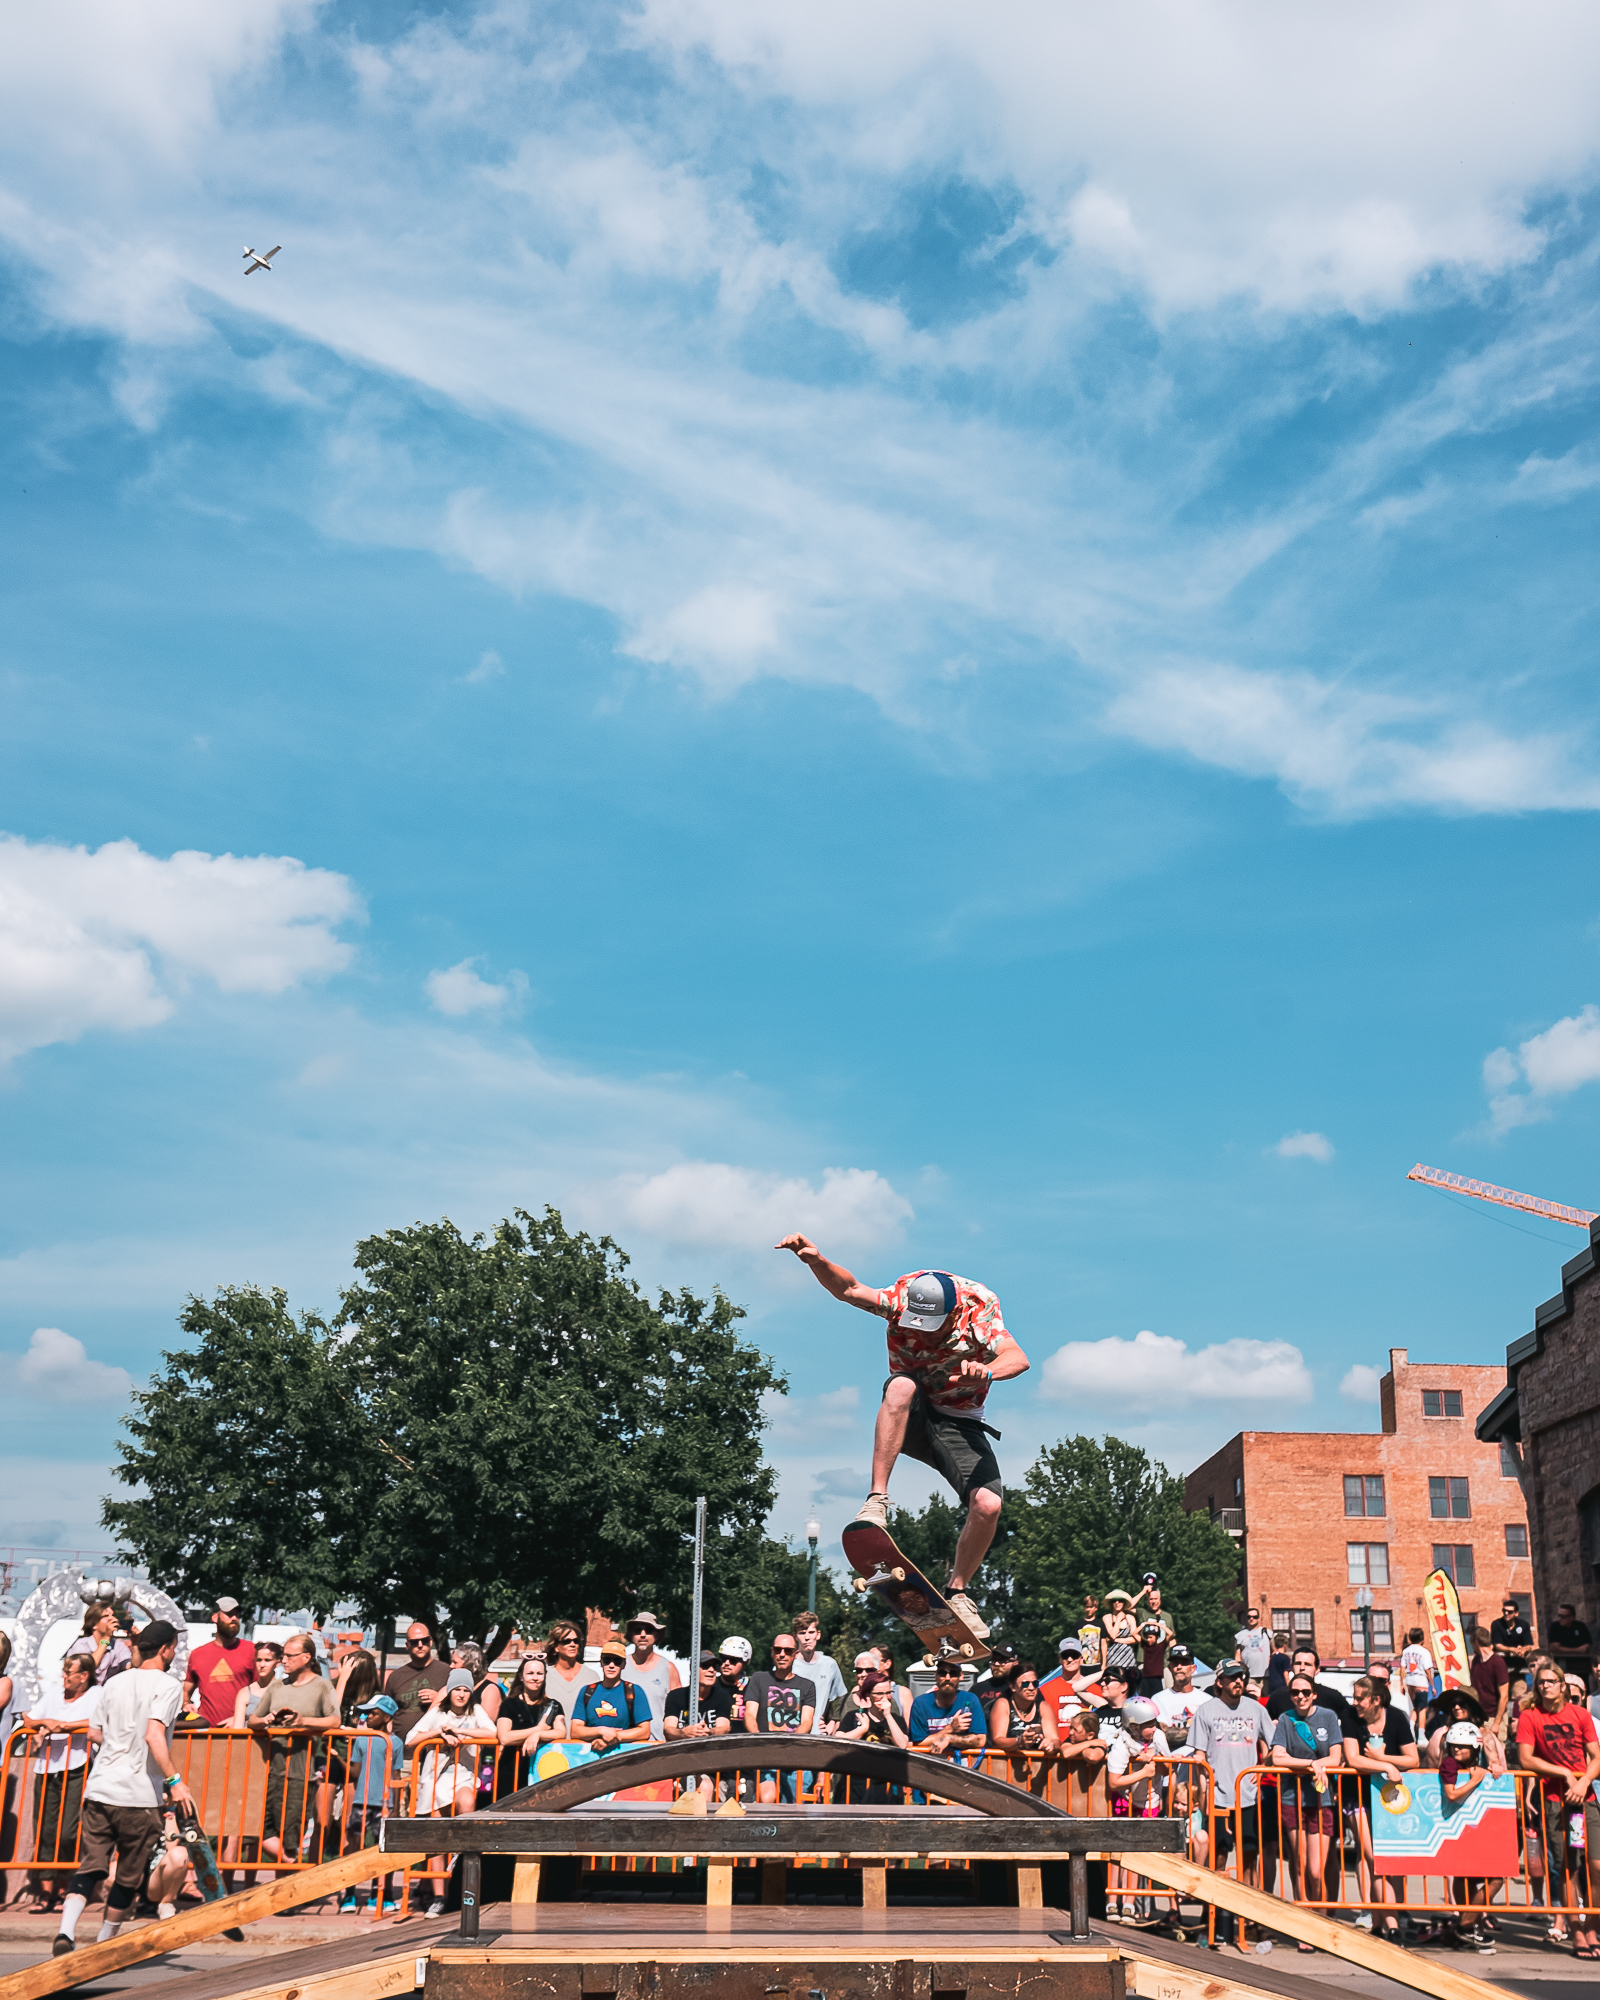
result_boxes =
[775,1234,1030,1637]
[184,1597,257,1726]
[1516,1662,1600,1951]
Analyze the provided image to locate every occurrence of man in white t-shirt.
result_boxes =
[1152,1646,1206,1747]
[1235,1609,1271,1683]
[53,1620,193,1955]
[21,1652,102,1904]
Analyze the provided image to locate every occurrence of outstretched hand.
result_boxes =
[775,1233,817,1258]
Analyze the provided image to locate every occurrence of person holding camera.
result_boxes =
[988,1662,1058,1792]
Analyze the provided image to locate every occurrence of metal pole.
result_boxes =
[1362,1610,1371,1679]
[688,1495,707,1728]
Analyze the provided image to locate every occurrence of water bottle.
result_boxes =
[1570,1810,1587,1853]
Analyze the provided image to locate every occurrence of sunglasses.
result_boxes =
[718,1657,743,1667]
[935,1665,962,1677]
[772,1645,796,1655]
[1015,1678,1039,1689]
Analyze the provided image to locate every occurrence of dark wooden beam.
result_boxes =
[380,1814,1181,1859]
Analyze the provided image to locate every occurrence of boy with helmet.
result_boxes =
[775,1235,1030,1637]
[1106,1698,1174,1921]
[1438,1721,1498,1953]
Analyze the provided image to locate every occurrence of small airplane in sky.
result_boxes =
[243,245,281,275]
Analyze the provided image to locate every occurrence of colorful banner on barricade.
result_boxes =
[1422,1567,1472,1691]
[1370,1772,1518,1875]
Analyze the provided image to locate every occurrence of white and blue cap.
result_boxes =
[898,1271,958,1332]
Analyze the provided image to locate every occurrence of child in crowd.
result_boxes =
[1106,1698,1174,1921]
[340,1693,398,1913]
[1400,1630,1435,1720]
[1265,1632,1293,1702]
[1437,1721,1498,1953]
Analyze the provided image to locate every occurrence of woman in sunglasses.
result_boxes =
[988,1664,1059,1793]
[1270,1675,1345,1946]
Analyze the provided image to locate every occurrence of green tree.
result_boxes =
[105,1209,784,1656]
[1006,1435,1241,1663]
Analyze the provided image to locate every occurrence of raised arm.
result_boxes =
[774,1235,885,1313]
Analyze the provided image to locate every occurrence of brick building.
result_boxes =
[1475,1220,1600,1647]
[1184,1348,1532,1667]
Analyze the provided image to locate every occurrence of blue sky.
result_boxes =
[4,0,1600,1579]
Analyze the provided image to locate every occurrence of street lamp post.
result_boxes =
[1355,1586,1373,1678]
[806,1518,820,1615]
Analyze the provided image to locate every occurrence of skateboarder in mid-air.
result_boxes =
[775,1234,1029,1638]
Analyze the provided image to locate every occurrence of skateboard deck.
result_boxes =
[841,1519,990,1664]
[175,1808,245,1939]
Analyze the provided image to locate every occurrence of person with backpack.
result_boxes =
[570,1640,653,1753]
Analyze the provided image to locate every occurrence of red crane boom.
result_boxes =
[1407,1162,1596,1230]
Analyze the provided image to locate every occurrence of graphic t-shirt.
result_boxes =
[187,1638,258,1726]
[664,1681,738,1727]
[1516,1700,1599,1799]
[873,1272,1007,1415]
[1236,1627,1272,1678]
[1040,1667,1101,1731]
[1400,1644,1434,1691]
[85,1668,184,1810]
[1189,1695,1271,1807]
[742,1669,817,1733]
[572,1677,650,1749]
[1271,1706,1344,1804]
[1152,1687,1204,1745]
[384,1659,451,1744]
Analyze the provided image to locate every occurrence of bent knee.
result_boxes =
[882,1375,918,1408]
[968,1485,1003,1519]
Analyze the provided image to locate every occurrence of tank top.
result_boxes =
[622,1653,677,1741]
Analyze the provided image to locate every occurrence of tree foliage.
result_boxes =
[105,1209,784,1653]
[1006,1434,1241,1663]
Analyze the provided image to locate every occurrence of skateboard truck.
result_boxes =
[852,1565,906,1590]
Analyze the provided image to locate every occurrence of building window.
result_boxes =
[1350,1609,1394,1652]
[1429,1476,1471,1519]
[1432,1544,1476,1588]
[1505,1523,1529,1558]
[1235,1475,1242,1499]
[1273,1608,1315,1646]
[1347,1542,1390,1585]
[1500,1443,1520,1478]
[1344,1474,1386,1517]
[1423,1389,1463,1418]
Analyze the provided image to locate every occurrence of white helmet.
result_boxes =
[717,1636,752,1663]
[1121,1698,1160,1730]
[1444,1720,1482,1751]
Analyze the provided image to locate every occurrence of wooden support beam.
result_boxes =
[857,1860,886,1910]
[1014,1864,1043,1909]
[706,1858,734,1907]
[1112,1848,1507,2000]
[0,1846,425,2000]
[510,1858,542,1904]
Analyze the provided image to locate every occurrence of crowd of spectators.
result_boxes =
[7,1584,1600,1950]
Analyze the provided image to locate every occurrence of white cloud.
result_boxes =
[0,834,362,1064]
[1273,1130,1334,1163]
[463,648,504,683]
[761,1384,862,1444]
[1040,1328,1313,1410]
[13,1326,134,1403]
[424,959,521,1017]
[1483,1004,1600,1132]
[1341,1363,1383,1403]
[639,0,1600,314]
[1104,663,1600,817]
[610,1161,913,1253]
[624,585,785,690]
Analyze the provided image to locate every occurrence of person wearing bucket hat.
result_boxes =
[773,1234,1030,1638]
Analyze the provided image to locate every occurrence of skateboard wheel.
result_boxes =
[923,1654,939,1668]
[890,1566,906,1582]
[960,1643,974,1657]
[853,1577,867,1593]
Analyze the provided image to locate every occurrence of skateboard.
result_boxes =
[174,1808,245,1939]
[841,1520,990,1665]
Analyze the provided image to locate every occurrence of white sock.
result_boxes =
[97,1919,124,1942]
[59,1894,87,1940]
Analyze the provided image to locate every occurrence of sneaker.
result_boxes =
[945,1588,990,1639]
[855,1492,889,1528]
[52,1937,74,1957]
[426,1899,446,1917]
[339,1895,360,1914]
[1466,1925,1495,1954]
[1353,1912,1373,1932]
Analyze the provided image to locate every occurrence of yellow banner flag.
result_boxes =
[1422,1567,1472,1690]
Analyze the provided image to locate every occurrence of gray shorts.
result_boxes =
[893,1381,1003,1506]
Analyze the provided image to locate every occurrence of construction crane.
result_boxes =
[1407,1162,1596,1230]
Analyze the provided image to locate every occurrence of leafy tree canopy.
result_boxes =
[1005,1434,1241,1664]
[105,1209,784,1655]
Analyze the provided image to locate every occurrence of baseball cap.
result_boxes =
[718,1636,752,1663]
[214,1596,241,1614]
[698,1650,719,1667]
[897,1271,957,1332]
[599,1639,628,1660]
[1214,1659,1247,1681]
[1168,1644,1193,1664]
[357,1693,399,1716]
[135,1620,178,1655]
[990,1642,1019,1662]
[1058,1636,1084,1656]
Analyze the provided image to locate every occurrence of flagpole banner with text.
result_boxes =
[1423,1566,1472,1690]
